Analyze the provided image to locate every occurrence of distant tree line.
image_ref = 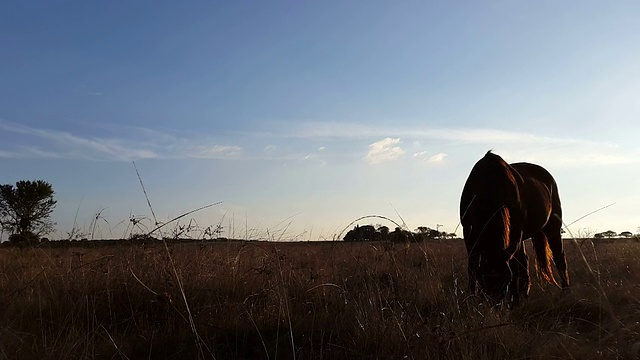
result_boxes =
[343,224,457,242]
[593,230,635,239]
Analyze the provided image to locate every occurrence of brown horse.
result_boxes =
[460,151,569,303]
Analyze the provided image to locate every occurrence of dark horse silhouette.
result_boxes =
[460,151,569,303]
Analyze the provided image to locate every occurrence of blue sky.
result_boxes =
[1,1,639,240]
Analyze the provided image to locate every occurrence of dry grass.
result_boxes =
[0,239,638,359]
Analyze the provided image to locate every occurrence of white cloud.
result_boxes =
[302,147,328,166]
[366,138,405,164]
[304,155,327,166]
[414,151,447,164]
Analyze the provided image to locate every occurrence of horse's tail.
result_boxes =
[532,234,558,286]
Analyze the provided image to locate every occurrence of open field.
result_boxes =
[0,239,638,360]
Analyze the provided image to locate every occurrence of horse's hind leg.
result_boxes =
[545,215,570,288]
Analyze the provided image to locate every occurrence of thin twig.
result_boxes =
[389,203,409,229]
[68,195,83,240]
[449,321,519,341]
[145,201,223,237]
[130,268,158,296]
[132,161,158,226]
[565,202,616,227]
[101,325,131,360]
[305,283,344,293]
[246,309,271,360]
[161,238,212,359]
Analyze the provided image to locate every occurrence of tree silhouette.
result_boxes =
[0,180,56,240]
[416,226,431,234]
[390,227,411,242]
[344,225,378,241]
[594,230,617,239]
[377,225,390,240]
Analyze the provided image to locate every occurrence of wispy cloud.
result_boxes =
[0,149,19,158]
[414,151,447,164]
[0,146,65,159]
[2,119,637,167]
[286,121,590,146]
[366,138,405,164]
[0,120,158,161]
[0,120,242,162]
[192,145,242,158]
[501,146,640,167]
[281,121,640,167]
[302,146,328,166]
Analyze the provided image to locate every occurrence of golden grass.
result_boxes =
[0,239,638,359]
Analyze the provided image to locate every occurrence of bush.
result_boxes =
[8,231,40,245]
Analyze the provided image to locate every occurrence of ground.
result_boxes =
[0,238,638,359]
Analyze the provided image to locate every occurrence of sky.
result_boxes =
[1,1,639,240]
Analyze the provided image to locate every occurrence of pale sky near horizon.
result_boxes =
[1,1,639,240]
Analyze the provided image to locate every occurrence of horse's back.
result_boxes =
[510,162,559,206]
[510,162,562,234]
[510,162,556,189]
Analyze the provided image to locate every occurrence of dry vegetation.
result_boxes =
[0,238,638,359]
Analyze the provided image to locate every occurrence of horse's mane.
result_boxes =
[464,151,520,251]
[469,151,519,204]
[479,151,517,185]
